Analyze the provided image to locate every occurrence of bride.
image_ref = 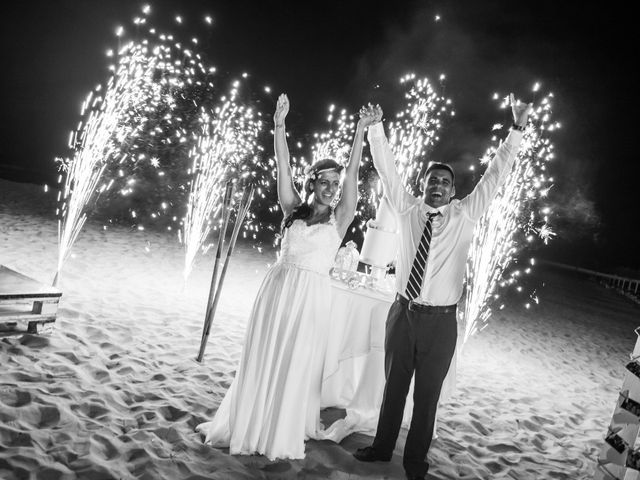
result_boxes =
[196,94,381,460]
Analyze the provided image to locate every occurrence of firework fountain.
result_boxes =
[54,5,265,289]
[306,75,453,238]
[54,40,166,286]
[387,74,453,189]
[312,105,356,165]
[181,82,262,283]
[462,89,558,342]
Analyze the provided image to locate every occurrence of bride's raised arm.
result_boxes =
[334,105,383,237]
[273,94,302,218]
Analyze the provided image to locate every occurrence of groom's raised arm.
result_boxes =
[368,122,417,214]
[460,93,532,221]
[459,128,523,221]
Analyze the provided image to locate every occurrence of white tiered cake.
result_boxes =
[360,196,398,268]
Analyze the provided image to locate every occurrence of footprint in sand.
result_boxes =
[485,460,507,475]
[73,401,110,420]
[531,433,553,451]
[124,446,149,464]
[531,414,555,426]
[517,419,541,431]
[158,405,188,421]
[90,433,120,461]
[116,365,134,375]
[36,405,61,428]
[55,351,80,363]
[64,332,87,346]
[91,369,111,382]
[136,410,158,423]
[487,443,522,454]
[0,388,32,407]
[470,419,492,436]
[0,425,33,447]
[151,426,182,443]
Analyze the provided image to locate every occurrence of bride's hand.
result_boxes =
[274,94,289,126]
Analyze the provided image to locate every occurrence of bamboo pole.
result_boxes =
[196,184,254,363]
[200,182,234,343]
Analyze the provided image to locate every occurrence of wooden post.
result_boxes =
[196,184,254,363]
[200,182,234,344]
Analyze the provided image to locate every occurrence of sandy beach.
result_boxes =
[0,178,636,479]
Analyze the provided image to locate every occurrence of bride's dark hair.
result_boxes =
[281,158,344,233]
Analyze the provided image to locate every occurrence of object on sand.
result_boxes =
[0,265,62,335]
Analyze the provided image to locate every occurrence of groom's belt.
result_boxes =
[395,294,457,315]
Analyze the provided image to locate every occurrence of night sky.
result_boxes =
[1,0,635,272]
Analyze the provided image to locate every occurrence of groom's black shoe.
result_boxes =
[405,466,429,480]
[353,446,392,462]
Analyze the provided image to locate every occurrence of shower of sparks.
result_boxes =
[95,19,220,232]
[359,74,453,234]
[312,106,356,165]
[181,83,262,282]
[55,5,269,282]
[462,90,558,342]
[54,40,164,283]
[242,103,358,246]
[291,75,452,240]
[388,74,453,190]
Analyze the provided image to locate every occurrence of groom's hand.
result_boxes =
[510,93,533,128]
[358,104,383,129]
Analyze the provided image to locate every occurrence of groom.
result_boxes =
[354,95,532,480]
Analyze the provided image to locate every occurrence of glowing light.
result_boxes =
[387,76,452,190]
[287,75,453,244]
[54,39,169,284]
[462,91,557,341]
[181,81,262,281]
[55,9,268,284]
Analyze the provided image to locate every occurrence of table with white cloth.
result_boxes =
[319,279,457,443]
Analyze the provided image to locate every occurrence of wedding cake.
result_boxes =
[359,196,398,268]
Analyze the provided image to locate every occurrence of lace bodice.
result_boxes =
[278,217,342,274]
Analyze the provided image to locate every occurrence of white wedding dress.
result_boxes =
[196,215,342,460]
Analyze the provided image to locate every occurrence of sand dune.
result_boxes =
[0,179,636,479]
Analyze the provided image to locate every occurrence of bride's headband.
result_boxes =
[304,165,344,182]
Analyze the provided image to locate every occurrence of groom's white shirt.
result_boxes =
[368,122,523,306]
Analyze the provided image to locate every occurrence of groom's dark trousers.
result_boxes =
[372,294,457,477]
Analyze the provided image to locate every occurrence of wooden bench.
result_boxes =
[0,265,62,335]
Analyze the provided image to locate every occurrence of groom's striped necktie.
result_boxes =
[405,211,440,301]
